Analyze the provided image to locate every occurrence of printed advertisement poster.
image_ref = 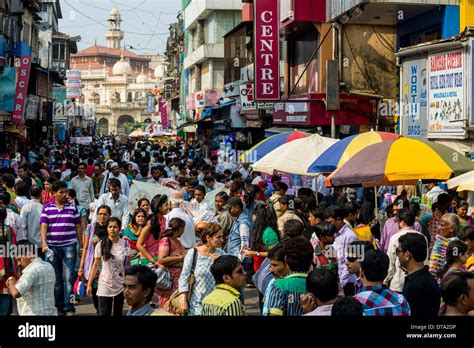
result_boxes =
[428,50,465,137]
[400,56,427,137]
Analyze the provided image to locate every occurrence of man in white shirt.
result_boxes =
[70,163,95,212]
[385,209,428,293]
[190,185,211,217]
[238,163,251,180]
[99,162,130,197]
[203,175,225,193]
[147,165,166,185]
[20,185,43,247]
[6,240,57,315]
[95,178,130,229]
[166,193,196,249]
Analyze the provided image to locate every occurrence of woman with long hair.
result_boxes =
[156,217,186,307]
[136,194,169,266]
[456,201,472,229]
[78,205,111,313]
[123,208,148,265]
[86,217,129,316]
[243,204,280,272]
[0,206,17,316]
[41,178,55,205]
[67,189,87,234]
[177,223,225,315]
[137,197,150,215]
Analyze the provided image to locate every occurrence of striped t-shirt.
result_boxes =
[40,201,81,247]
[201,284,246,316]
[267,272,308,316]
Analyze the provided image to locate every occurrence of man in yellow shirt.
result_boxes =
[201,255,247,316]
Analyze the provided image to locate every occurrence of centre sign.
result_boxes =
[254,0,280,100]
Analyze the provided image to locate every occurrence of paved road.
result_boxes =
[74,286,261,316]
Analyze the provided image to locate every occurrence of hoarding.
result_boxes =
[428,49,466,138]
[240,84,257,111]
[254,0,280,100]
[13,55,32,123]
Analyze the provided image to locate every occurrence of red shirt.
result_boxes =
[86,165,94,177]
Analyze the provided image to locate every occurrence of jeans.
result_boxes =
[49,244,77,313]
[98,292,124,316]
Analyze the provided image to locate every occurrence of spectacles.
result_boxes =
[346,256,358,262]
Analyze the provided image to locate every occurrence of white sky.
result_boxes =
[59,0,182,54]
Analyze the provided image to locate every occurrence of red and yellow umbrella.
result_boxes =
[326,138,474,187]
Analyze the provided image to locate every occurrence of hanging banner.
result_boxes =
[428,49,465,138]
[66,70,82,99]
[13,55,32,123]
[240,83,257,111]
[254,0,280,100]
[25,95,40,120]
[400,56,428,137]
[195,91,204,109]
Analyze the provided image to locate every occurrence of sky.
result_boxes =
[59,0,182,54]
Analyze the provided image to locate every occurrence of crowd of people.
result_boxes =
[0,135,473,317]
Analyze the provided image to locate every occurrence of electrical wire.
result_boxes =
[342,27,379,94]
[372,26,396,52]
[287,25,333,100]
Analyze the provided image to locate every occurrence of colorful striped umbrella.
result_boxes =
[241,131,310,163]
[326,138,474,187]
[307,131,401,173]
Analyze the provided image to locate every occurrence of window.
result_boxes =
[22,23,31,44]
[52,42,66,60]
[289,30,319,95]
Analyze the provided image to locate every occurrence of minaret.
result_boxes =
[105,6,124,49]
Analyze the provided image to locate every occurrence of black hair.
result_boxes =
[273,181,288,192]
[150,194,168,240]
[210,255,241,284]
[283,237,313,272]
[360,249,389,282]
[267,245,285,262]
[438,241,468,279]
[2,174,15,189]
[125,265,158,302]
[137,197,150,209]
[215,191,229,202]
[398,233,427,263]
[306,268,339,303]
[67,189,79,206]
[30,185,42,198]
[161,217,185,238]
[437,193,453,207]
[441,272,474,307]
[0,206,8,245]
[203,175,215,183]
[324,205,345,220]
[309,208,324,221]
[131,208,148,229]
[195,185,206,194]
[14,181,28,197]
[0,191,11,206]
[283,219,304,240]
[343,201,360,218]
[397,208,416,227]
[52,180,67,193]
[228,197,243,210]
[108,178,121,188]
[314,222,337,240]
[101,217,122,261]
[460,227,474,242]
[97,204,112,215]
[243,185,259,209]
[346,240,375,259]
[187,178,199,187]
[251,204,279,250]
[230,171,242,180]
[15,239,39,257]
[409,202,421,216]
[331,296,364,316]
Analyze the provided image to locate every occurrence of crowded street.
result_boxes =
[0,0,474,329]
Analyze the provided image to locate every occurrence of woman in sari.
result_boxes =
[123,208,148,265]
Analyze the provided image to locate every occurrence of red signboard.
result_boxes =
[254,0,280,100]
[12,55,32,123]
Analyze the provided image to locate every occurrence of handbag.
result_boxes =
[165,248,198,315]
[148,263,172,291]
[73,277,87,297]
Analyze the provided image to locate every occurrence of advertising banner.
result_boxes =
[66,70,82,99]
[254,0,280,100]
[13,55,32,123]
[0,68,16,112]
[400,56,428,137]
[428,50,465,138]
[240,84,257,111]
[70,136,93,145]
[186,93,196,110]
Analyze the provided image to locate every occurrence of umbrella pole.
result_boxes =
[316,174,319,205]
[374,186,378,221]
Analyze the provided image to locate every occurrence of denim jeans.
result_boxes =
[49,244,77,313]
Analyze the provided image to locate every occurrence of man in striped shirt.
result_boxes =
[267,237,313,316]
[201,255,247,316]
[40,180,83,316]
